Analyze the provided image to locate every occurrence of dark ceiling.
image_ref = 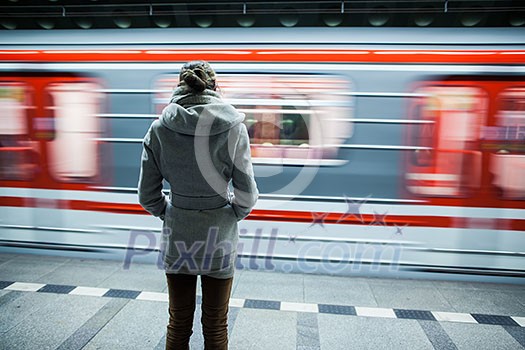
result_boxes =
[1,1,524,30]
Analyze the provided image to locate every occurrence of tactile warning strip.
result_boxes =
[1,280,523,327]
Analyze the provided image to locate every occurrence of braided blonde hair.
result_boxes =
[179,60,217,92]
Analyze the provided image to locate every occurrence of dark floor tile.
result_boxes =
[0,281,14,289]
[471,314,519,326]
[394,309,435,321]
[37,284,76,294]
[103,289,141,299]
[244,299,280,310]
[318,304,356,316]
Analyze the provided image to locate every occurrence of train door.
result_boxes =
[0,81,37,227]
[404,78,525,273]
[405,78,525,211]
[490,87,525,202]
[0,75,104,236]
[406,84,486,201]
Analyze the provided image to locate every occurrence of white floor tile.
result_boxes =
[136,291,168,302]
[355,306,396,318]
[5,282,45,292]
[511,316,525,327]
[432,311,477,323]
[280,301,318,313]
[229,298,245,308]
[69,286,109,297]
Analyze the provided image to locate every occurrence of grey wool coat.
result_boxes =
[138,87,259,278]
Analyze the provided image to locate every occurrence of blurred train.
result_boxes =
[0,27,524,282]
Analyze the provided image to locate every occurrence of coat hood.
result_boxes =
[159,86,245,136]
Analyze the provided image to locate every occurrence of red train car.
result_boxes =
[0,27,523,281]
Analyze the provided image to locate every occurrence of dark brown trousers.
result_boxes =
[165,273,233,350]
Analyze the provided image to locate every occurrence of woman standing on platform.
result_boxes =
[138,60,259,350]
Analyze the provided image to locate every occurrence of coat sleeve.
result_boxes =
[138,126,167,218]
[231,123,259,220]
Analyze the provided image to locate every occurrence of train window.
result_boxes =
[407,86,486,197]
[489,88,525,199]
[409,103,437,167]
[46,82,103,182]
[155,74,353,165]
[0,82,38,181]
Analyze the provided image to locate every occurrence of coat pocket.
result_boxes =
[224,203,239,221]
[231,202,251,221]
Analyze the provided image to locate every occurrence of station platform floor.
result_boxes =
[0,252,524,350]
